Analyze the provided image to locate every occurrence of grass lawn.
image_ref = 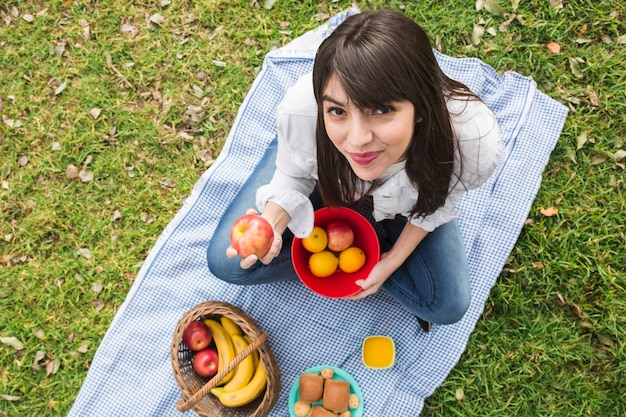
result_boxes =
[1,0,624,415]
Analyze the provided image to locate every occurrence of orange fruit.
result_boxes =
[338,247,366,273]
[301,226,328,253]
[308,250,338,278]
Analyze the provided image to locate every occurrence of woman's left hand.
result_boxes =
[345,252,395,300]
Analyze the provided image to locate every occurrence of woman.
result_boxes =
[207,10,501,329]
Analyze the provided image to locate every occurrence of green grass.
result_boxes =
[1,0,624,415]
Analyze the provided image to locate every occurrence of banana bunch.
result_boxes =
[203,316,267,408]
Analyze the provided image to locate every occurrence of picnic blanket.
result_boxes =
[68,9,568,417]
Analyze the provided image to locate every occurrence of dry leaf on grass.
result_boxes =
[540,207,558,217]
[1,394,22,401]
[546,41,561,53]
[1,336,24,350]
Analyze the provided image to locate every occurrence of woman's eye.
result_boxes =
[373,106,394,115]
[327,107,345,116]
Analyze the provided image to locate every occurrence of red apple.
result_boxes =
[326,220,354,252]
[230,214,274,258]
[182,321,213,351]
[193,347,219,378]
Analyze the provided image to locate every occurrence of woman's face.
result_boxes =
[321,75,416,182]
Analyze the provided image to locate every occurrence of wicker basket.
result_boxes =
[170,301,281,417]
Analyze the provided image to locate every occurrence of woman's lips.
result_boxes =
[349,151,381,165]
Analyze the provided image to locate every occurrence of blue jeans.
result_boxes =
[207,140,471,325]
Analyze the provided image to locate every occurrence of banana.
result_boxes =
[203,319,235,384]
[211,359,267,408]
[223,334,255,392]
[220,316,243,337]
[243,335,259,369]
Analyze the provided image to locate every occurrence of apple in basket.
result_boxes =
[182,321,213,351]
[193,347,220,378]
[230,214,274,258]
[326,220,355,252]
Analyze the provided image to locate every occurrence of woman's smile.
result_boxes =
[349,151,382,165]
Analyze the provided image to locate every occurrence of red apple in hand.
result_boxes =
[193,347,219,377]
[326,220,354,252]
[182,321,213,351]
[230,214,274,258]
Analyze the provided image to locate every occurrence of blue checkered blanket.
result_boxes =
[68,9,568,417]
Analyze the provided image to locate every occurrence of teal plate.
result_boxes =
[288,365,364,417]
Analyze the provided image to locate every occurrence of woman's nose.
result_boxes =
[347,115,373,146]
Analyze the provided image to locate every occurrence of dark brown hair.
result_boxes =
[312,10,476,218]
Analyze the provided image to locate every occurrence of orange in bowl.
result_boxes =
[292,207,380,298]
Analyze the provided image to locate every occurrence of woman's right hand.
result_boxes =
[226,205,289,269]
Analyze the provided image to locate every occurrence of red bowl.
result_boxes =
[292,207,380,298]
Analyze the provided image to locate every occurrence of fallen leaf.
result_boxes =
[455,387,464,401]
[484,0,505,16]
[598,333,614,347]
[613,150,626,161]
[22,13,34,23]
[32,350,46,371]
[208,26,223,40]
[79,168,94,182]
[90,108,101,119]
[540,207,558,217]
[149,13,165,25]
[66,164,79,179]
[46,358,60,376]
[550,0,563,8]
[192,85,204,98]
[76,248,92,259]
[92,282,103,293]
[576,130,588,150]
[1,336,24,350]
[618,34,626,44]
[578,23,587,35]
[586,86,599,106]
[591,154,608,165]
[120,23,136,33]
[546,41,561,53]
[263,0,277,9]
[532,261,544,269]
[77,342,89,353]
[556,293,565,305]
[54,81,68,95]
[472,24,485,46]
[1,395,21,401]
[568,57,584,78]
[17,156,28,166]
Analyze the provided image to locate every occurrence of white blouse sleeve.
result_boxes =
[255,73,319,238]
[408,98,502,232]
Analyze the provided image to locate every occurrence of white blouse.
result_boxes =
[256,72,502,238]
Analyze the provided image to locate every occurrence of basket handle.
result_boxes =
[177,332,269,412]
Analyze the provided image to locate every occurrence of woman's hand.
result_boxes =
[226,205,289,269]
[345,252,395,299]
[346,221,429,300]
